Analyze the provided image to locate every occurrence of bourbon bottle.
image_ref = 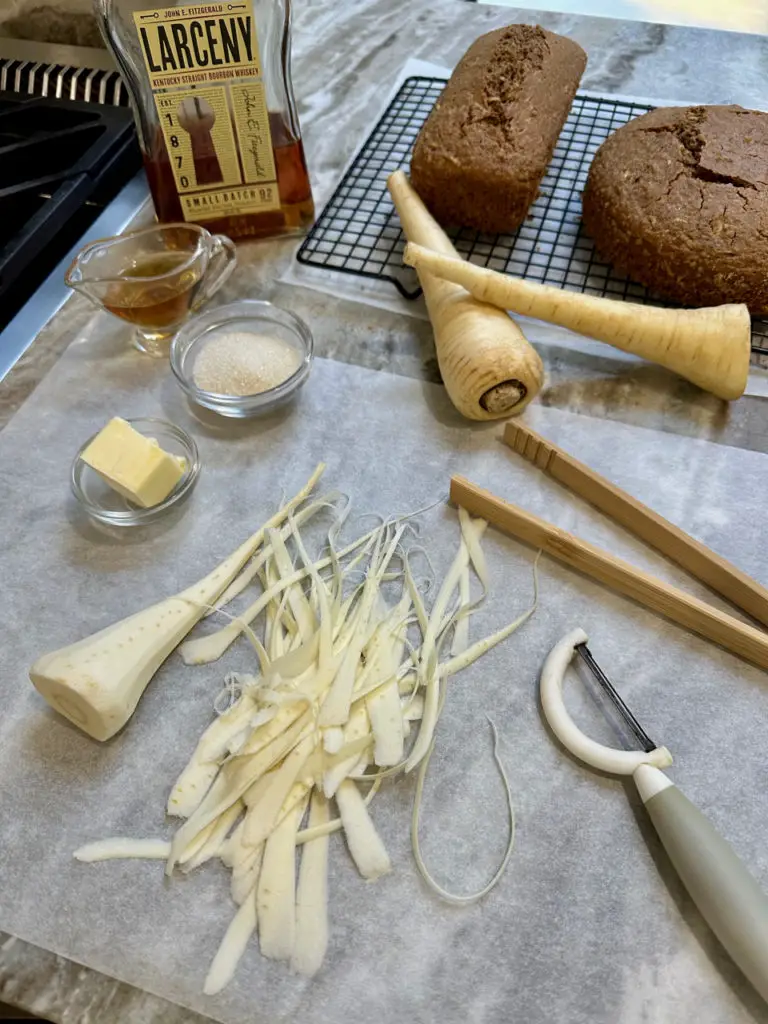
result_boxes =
[95,0,315,241]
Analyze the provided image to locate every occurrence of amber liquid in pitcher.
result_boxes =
[102,251,201,329]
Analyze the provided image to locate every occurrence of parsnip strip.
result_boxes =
[450,563,471,656]
[411,718,515,904]
[182,526,381,665]
[74,483,541,990]
[258,796,308,961]
[322,705,371,798]
[74,839,171,862]
[243,736,316,847]
[207,497,333,617]
[204,887,258,995]
[336,779,391,881]
[168,693,257,818]
[291,791,331,976]
[180,801,243,871]
[231,843,263,907]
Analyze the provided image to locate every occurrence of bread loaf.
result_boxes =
[410,25,587,234]
[582,105,768,314]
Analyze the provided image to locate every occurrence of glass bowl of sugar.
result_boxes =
[170,299,313,417]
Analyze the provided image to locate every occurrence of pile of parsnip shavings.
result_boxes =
[75,470,537,989]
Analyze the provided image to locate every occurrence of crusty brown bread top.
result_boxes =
[410,25,587,234]
[582,105,768,313]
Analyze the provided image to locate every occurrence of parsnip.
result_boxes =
[387,171,544,420]
[227,791,268,904]
[323,734,373,775]
[403,242,751,401]
[176,802,233,868]
[74,483,541,988]
[367,679,403,766]
[30,465,324,740]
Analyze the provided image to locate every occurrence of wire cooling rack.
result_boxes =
[297,76,768,356]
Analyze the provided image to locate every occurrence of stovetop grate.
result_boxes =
[297,76,768,357]
[0,90,140,327]
[0,57,128,106]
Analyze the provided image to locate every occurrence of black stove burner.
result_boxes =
[0,91,141,328]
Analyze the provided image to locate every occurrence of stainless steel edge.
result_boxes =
[0,37,118,72]
[0,171,150,383]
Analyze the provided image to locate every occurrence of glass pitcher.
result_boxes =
[94,0,315,241]
[66,223,236,356]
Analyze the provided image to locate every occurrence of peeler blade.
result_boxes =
[575,644,656,754]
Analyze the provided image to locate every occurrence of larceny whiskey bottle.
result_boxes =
[95,0,315,240]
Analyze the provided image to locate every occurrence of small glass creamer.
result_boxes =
[66,223,236,356]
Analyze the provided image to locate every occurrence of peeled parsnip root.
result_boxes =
[387,171,544,420]
[403,242,751,401]
[74,478,540,988]
[29,465,325,740]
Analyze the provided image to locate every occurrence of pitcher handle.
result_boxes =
[193,233,237,311]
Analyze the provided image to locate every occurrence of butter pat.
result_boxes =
[81,417,186,508]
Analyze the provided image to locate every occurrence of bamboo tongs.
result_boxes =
[451,421,768,672]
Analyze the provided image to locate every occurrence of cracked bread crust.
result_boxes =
[410,25,587,233]
[582,105,768,313]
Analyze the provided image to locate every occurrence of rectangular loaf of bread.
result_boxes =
[410,25,587,234]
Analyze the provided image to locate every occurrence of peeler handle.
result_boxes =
[634,765,768,1003]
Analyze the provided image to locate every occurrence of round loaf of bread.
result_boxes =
[581,105,768,313]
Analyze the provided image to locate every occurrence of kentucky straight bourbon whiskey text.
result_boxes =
[98,0,314,241]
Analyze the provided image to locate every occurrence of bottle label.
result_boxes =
[133,2,280,221]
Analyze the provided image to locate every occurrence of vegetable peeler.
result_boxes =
[541,628,768,1004]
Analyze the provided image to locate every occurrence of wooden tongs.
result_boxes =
[451,421,768,671]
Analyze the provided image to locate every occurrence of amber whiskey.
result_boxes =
[102,251,202,329]
[144,112,314,240]
[96,0,315,242]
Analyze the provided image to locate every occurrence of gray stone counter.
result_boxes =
[2,2,768,1020]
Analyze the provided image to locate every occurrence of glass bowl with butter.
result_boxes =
[71,417,200,526]
[170,299,313,418]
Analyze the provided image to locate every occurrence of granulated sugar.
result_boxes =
[193,331,302,396]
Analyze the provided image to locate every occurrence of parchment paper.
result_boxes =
[2,323,768,1024]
